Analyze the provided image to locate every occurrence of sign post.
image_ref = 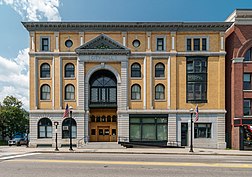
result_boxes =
[54,121,59,151]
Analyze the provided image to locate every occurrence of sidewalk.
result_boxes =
[1,146,251,156]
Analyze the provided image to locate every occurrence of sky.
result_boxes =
[0,0,252,110]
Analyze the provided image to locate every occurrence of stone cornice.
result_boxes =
[22,22,232,32]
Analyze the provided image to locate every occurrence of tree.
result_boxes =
[0,96,28,140]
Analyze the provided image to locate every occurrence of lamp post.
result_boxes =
[189,108,194,152]
[54,121,59,151]
[69,106,73,151]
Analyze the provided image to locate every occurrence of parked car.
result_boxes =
[8,137,28,146]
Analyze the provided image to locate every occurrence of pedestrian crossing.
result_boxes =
[0,152,39,160]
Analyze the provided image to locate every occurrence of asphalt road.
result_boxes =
[1,153,252,177]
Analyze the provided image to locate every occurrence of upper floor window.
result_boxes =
[155,63,165,77]
[131,84,141,100]
[186,57,207,103]
[187,38,192,51]
[41,37,50,51]
[131,63,141,78]
[194,123,211,138]
[38,118,52,138]
[65,84,75,100]
[155,84,165,100]
[156,38,165,51]
[40,63,50,78]
[244,48,252,61]
[40,84,50,100]
[244,99,252,116]
[65,63,75,78]
[187,37,208,51]
[193,38,200,51]
[244,74,252,90]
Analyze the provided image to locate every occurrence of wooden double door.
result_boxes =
[97,126,110,142]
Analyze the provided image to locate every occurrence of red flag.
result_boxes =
[63,104,69,118]
[195,104,199,122]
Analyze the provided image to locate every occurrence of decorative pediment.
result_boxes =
[75,34,130,55]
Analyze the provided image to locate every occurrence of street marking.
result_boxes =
[9,159,252,169]
[0,153,40,160]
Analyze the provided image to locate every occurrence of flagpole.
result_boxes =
[189,108,194,152]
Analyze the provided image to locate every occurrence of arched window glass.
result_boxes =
[155,63,165,77]
[62,118,77,139]
[90,70,117,106]
[155,84,165,100]
[65,63,75,78]
[41,84,50,100]
[40,63,50,78]
[38,118,52,138]
[131,63,141,77]
[131,84,141,100]
[244,48,252,61]
[65,84,75,100]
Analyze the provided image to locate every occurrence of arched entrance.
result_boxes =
[89,69,117,142]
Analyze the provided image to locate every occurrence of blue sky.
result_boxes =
[0,0,252,110]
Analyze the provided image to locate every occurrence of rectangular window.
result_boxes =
[156,38,164,51]
[194,123,211,138]
[244,99,252,116]
[186,57,207,103]
[193,38,200,51]
[202,38,207,51]
[244,74,252,90]
[41,37,49,51]
[129,117,168,142]
[187,38,192,51]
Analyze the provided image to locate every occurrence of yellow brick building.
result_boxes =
[23,22,231,148]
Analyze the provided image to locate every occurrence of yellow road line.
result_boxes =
[9,159,252,169]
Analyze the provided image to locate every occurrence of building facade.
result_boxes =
[23,22,231,149]
[226,9,252,149]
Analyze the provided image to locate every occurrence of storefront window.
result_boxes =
[129,116,168,142]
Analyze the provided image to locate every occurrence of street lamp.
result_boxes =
[69,106,73,151]
[54,121,59,151]
[189,108,194,152]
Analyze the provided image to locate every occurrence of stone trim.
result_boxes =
[22,22,232,32]
[118,109,226,114]
[232,57,244,63]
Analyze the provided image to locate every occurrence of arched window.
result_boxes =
[131,84,141,100]
[65,84,75,100]
[244,48,252,61]
[38,118,52,138]
[90,70,117,106]
[40,63,50,78]
[131,63,141,77]
[155,84,165,100]
[65,63,75,78]
[62,118,77,139]
[40,84,50,100]
[155,63,165,77]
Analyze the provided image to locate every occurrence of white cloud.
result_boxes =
[0,48,29,110]
[0,0,61,21]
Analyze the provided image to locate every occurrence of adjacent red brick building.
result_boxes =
[226,9,252,149]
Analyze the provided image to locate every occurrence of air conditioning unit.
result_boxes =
[63,126,69,130]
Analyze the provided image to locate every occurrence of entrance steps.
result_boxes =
[78,142,126,149]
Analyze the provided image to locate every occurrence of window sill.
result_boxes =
[243,90,252,92]
[155,77,166,80]
[64,77,76,80]
[243,115,252,118]
[187,100,207,103]
[40,77,51,80]
[40,100,52,102]
[131,100,142,102]
[154,99,166,102]
[131,77,142,80]
[64,100,76,102]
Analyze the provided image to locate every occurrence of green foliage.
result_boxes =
[0,96,29,140]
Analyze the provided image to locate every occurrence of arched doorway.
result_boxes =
[89,69,117,142]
